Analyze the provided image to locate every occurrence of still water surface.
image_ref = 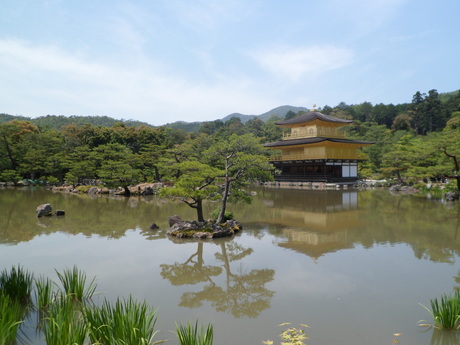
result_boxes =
[1,186,459,345]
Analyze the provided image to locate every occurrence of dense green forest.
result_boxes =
[1,89,459,191]
[0,113,152,129]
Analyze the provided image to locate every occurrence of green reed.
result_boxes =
[35,276,56,311]
[176,321,214,345]
[429,290,460,329]
[0,264,34,304]
[43,297,87,345]
[0,292,23,345]
[85,296,162,345]
[55,266,97,302]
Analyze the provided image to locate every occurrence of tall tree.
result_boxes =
[94,143,141,194]
[160,161,222,222]
[381,134,418,184]
[391,113,414,131]
[204,134,273,224]
[0,120,39,173]
[65,145,98,184]
[434,113,460,189]
[343,121,393,172]
[410,89,445,134]
[424,89,445,132]
[411,91,426,134]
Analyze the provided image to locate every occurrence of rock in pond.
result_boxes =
[149,223,160,230]
[446,192,460,201]
[36,203,53,217]
[168,215,183,227]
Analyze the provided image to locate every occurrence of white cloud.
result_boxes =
[250,45,354,82]
[0,39,108,79]
[0,38,273,124]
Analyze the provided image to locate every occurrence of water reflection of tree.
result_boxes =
[160,241,274,318]
[160,243,222,285]
[0,188,195,244]
[297,190,460,264]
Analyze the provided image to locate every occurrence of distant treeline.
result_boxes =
[0,113,152,129]
[1,89,460,190]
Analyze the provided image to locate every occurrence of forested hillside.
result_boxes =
[1,89,459,191]
[0,113,152,129]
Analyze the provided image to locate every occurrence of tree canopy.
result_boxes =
[1,88,460,197]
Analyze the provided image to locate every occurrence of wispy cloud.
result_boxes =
[249,45,354,82]
[0,38,272,123]
[0,39,110,78]
[389,30,434,43]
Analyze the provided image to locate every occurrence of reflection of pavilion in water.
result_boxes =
[264,190,364,259]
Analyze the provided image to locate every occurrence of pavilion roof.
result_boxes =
[275,111,353,126]
[263,137,374,148]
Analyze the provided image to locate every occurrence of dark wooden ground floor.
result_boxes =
[270,159,361,183]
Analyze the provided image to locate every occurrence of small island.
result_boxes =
[166,215,242,239]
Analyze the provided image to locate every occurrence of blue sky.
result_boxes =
[1,0,459,126]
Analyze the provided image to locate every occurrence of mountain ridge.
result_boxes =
[219,105,309,123]
[0,105,308,131]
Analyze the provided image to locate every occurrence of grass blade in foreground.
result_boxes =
[0,265,34,304]
[0,293,23,345]
[35,276,56,311]
[176,321,213,345]
[429,290,460,329]
[42,297,87,345]
[55,265,97,302]
[85,296,163,345]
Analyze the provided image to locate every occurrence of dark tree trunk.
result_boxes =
[216,178,231,224]
[153,166,161,182]
[442,148,460,190]
[396,170,406,185]
[2,135,17,170]
[196,199,204,222]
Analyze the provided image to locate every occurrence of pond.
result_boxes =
[1,186,459,345]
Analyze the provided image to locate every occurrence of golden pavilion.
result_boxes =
[264,111,373,183]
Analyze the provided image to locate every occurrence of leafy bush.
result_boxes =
[209,209,233,222]
[0,170,21,183]
[74,185,96,193]
[44,176,60,185]
[444,180,459,193]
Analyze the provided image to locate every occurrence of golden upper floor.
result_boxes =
[282,124,346,139]
[276,111,353,140]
